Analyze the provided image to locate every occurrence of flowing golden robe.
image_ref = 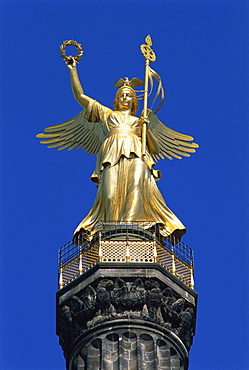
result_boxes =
[74,99,186,239]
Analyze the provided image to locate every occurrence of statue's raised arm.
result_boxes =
[36,44,109,155]
[66,56,92,110]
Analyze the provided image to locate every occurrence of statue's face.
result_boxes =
[117,88,134,111]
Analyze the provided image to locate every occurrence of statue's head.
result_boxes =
[113,77,143,115]
[114,86,138,115]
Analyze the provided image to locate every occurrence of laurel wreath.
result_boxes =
[60,40,83,63]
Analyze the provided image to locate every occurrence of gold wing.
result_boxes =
[147,111,199,161]
[36,110,106,155]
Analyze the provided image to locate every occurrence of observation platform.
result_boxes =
[58,221,194,290]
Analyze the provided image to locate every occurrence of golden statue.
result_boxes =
[37,37,198,241]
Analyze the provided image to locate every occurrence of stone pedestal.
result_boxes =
[56,263,197,369]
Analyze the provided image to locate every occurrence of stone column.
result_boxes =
[56,263,197,370]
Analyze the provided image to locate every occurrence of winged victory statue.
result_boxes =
[37,37,198,243]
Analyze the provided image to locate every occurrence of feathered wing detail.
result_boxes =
[36,110,107,155]
[147,111,199,161]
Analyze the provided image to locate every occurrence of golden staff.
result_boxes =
[140,35,156,155]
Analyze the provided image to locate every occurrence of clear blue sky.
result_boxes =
[0,1,248,369]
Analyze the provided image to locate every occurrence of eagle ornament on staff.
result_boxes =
[37,37,199,243]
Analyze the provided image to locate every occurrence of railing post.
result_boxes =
[153,231,157,263]
[99,230,103,262]
[79,247,83,275]
[99,231,103,262]
[190,262,194,289]
[171,247,176,275]
[59,262,63,289]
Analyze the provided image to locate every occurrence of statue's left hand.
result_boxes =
[138,117,149,126]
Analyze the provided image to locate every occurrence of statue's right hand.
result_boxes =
[66,56,77,70]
